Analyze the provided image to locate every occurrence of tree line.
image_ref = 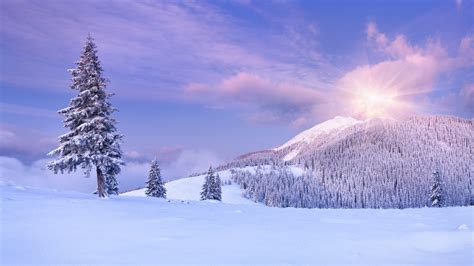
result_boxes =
[230,163,459,209]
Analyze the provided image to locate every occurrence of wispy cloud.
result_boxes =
[184,72,325,125]
[0,124,57,162]
[0,0,326,102]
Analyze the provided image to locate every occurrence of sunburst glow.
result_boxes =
[337,67,418,119]
[353,89,398,118]
[341,76,417,119]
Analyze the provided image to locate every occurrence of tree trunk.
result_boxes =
[96,166,106,198]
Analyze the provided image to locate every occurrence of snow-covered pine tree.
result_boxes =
[430,170,444,207]
[201,166,217,200]
[48,35,124,198]
[145,160,167,198]
[213,173,222,201]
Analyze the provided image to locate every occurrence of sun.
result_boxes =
[352,89,398,118]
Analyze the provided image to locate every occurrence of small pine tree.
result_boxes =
[145,160,166,198]
[201,166,214,200]
[213,173,222,201]
[201,166,221,201]
[430,170,444,207]
[48,35,124,198]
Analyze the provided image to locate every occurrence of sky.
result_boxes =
[0,0,473,191]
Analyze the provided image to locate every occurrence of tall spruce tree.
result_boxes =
[48,35,124,198]
[430,170,444,207]
[145,160,167,198]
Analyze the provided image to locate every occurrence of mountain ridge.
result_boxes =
[275,116,363,151]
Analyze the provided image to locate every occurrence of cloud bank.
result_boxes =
[0,149,222,193]
[184,72,324,125]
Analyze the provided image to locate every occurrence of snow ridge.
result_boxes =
[276,116,363,151]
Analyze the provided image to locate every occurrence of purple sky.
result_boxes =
[0,0,473,190]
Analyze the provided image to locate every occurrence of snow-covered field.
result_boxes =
[1,178,473,265]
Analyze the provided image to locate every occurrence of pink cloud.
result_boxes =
[185,72,323,106]
[184,72,324,125]
[366,22,443,60]
[385,35,419,58]
[184,72,325,123]
[366,22,388,47]
[366,22,451,61]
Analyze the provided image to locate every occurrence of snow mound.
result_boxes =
[275,116,363,151]
[122,169,256,205]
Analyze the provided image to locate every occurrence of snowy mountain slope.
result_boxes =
[292,116,474,207]
[230,116,364,163]
[222,115,474,208]
[276,116,363,151]
[2,180,473,265]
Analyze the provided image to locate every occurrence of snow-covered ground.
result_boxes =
[1,179,473,265]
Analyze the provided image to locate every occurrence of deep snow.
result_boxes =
[1,179,473,265]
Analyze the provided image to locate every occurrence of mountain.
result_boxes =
[225,115,474,208]
[132,115,472,209]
